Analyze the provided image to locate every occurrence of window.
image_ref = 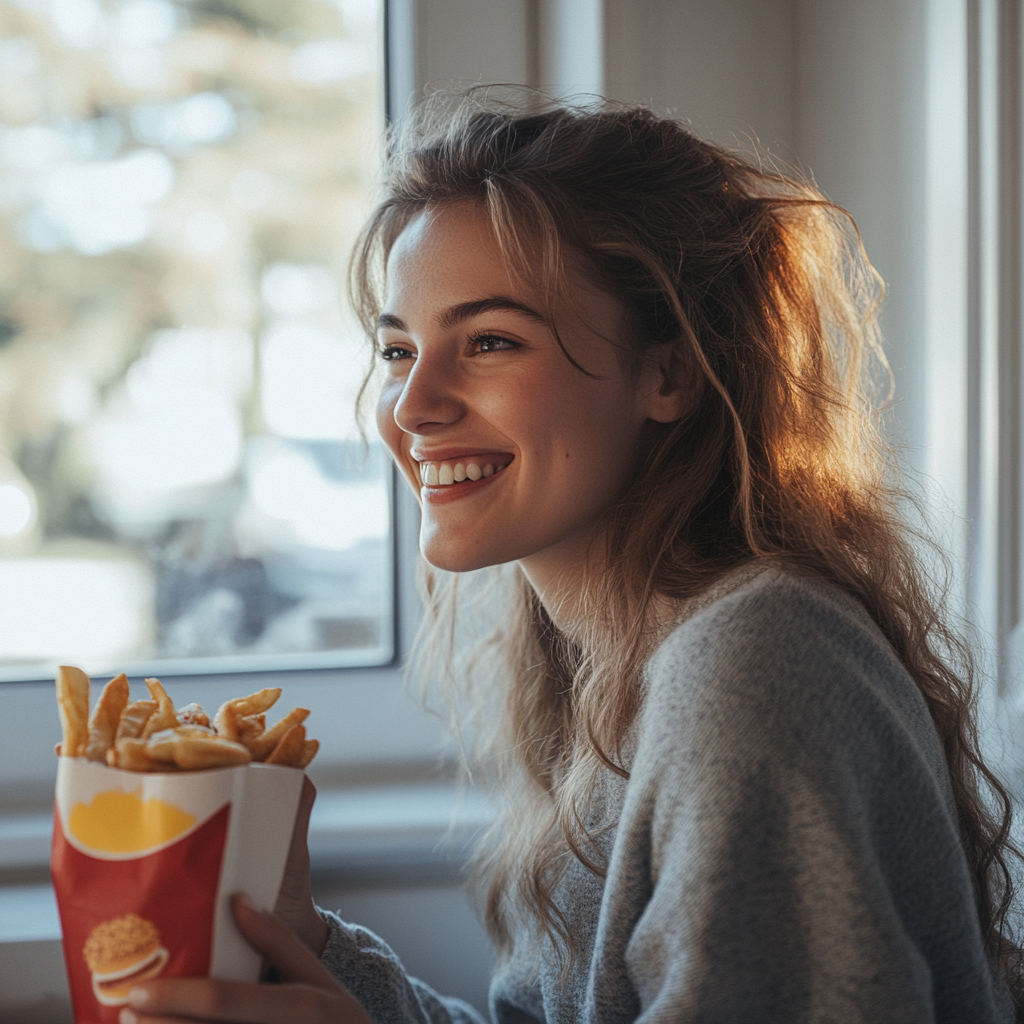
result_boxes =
[0,0,390,683]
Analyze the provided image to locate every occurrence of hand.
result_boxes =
[274,775,329,956]
[120,894,372,1024]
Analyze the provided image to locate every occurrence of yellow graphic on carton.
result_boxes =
[69,791,196,853]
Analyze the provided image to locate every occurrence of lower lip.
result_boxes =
[420,469,507,504]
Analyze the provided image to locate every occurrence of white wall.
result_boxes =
[795,0,932,469]
[598,0,932,470]
[605,0,797,156]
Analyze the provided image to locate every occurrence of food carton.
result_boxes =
[51,758,304,1024]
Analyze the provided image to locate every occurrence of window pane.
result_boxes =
[0,0,390,680]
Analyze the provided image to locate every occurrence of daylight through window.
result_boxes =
[0,0,390,680]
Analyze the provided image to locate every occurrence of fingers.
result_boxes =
[232,894,337,989]
[280,776,316,887]
[122,903,374,1024]
[121,977,338,1024]
[273,778,328,955]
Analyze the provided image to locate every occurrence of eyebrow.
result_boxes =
[377,296,550,333]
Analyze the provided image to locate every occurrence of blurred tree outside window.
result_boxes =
[0,0,390,680]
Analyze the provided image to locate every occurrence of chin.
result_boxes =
[421,548,497,573]
[420,533,518,574]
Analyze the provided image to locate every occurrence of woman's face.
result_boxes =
[375,203,671,584]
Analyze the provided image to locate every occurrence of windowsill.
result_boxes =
[1,777,494,935]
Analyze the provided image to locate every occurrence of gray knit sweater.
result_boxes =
[319,566,1015,1023]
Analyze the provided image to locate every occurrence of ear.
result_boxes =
[639,344,695,424]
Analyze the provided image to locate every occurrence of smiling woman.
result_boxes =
[375,203,684,589]
[124,94,1024,1024]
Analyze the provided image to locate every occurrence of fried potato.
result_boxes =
[144,725,216,762]
[145,726,251,769]
[297,739,319,769]
[108,738,175,772]
[56,665,91,758]
[115,700,158,741]
[213,701,242,742]
[141,678,177,738]
[161,733,251,770]
[245,707,311,760]
[54,667,317,771]
[236,714,265,743]
[214,688,281,740]
[175,702,210,728]
[265,724,306,766]
[85,674,130,762]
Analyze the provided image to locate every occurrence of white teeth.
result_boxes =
[419,459,508,485]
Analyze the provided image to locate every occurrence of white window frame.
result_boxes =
[921,0,1024,777]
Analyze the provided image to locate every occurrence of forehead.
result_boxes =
[384,203,520,299]
[382,203,624,336]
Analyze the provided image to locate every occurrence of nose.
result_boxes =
[390,351,465,435]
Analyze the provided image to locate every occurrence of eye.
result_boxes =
[377,343,413,361]
[471,332,520,354]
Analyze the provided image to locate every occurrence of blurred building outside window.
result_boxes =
[0,0,391,681]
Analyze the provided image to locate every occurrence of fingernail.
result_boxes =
[127,987,149,1007]
[120,1010,138,1024]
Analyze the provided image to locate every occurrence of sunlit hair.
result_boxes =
[351,90,1023,998]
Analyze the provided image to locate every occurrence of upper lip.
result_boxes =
[409,448,514,463]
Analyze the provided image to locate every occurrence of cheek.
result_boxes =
[376,382,416,484]
[557,380,643,462]
[375,388,396,447]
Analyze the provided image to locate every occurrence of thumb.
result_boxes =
[232,893,337,988]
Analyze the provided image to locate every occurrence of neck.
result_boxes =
[517,536,602,632]
[519,539,684,641]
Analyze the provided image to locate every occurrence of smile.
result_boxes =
[418,459,511,486]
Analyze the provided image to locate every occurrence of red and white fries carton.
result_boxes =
[51,758,304,1024]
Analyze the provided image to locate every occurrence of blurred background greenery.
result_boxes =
[0,0,390,679]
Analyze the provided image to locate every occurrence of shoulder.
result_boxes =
[639,563,946,785]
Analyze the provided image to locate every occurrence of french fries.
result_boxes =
[57,666,91,759]
[213,688,281,741]
[245,706,310,759]
[85,674,129,762]
[140,678,178,738]
[115,700,158,741]
[55,670,318,772]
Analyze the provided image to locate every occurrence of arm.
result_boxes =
[318,911,487,1024]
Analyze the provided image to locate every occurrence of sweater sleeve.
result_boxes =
[318,909,489,1024]
[607,577,1013,1024]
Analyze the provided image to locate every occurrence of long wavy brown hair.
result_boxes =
[351,91,1023,1000]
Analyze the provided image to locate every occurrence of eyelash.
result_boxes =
[468,332,520,354]
[377,333,520,361]
[377,344,411,361]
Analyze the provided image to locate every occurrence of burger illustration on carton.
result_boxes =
[83,914,169,1006]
